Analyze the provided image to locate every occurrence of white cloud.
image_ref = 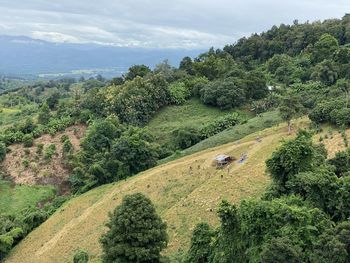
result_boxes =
[31,31,81,43]
[0,0,349,49]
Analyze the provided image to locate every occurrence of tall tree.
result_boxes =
[125,65,151,81]
[100,193,168,263]
[278,94,303,134]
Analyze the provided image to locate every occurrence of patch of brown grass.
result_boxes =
[1,125,86,192]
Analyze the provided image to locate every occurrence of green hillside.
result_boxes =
[5,119,309,263]
[147,98,253,146]
[0,180,55,215]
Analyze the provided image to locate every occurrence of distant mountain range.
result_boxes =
[0,35,204,78]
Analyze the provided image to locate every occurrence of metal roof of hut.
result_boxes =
[215,154,231,162]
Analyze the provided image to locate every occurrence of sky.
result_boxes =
[0,0,349,49]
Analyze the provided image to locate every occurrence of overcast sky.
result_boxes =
[0,0,349,49]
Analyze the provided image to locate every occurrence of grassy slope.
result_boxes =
[147,98,253,146]
[5,118,310,263]
[0,180,55,215]
[160,110,282,164]
[0,107,23,127]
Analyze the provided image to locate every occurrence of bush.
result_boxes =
[62,139,73,156]
[36,144,44,155]
[60,135,69,143]
[22,134,34,148]
[73,249,89,263]
[330,108,350,126]
[200,112,240,138]
[44,144,56,160]
[260,237,303,263]
[168,82,191,105]
[0,142,6,162]
[173,127,202,149]
[328,149,350,177]
[22,159,29,168]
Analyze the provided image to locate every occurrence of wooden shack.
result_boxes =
[213,154,234,168]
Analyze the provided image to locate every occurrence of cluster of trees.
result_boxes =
[0,196,68,260]
[173,113,241,150]
[185,130,350,262]
[69,118,160,193]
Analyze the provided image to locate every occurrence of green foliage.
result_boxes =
[0,142,6,162]
[312,34,339,63]
[199,112,240,138]
[168,82,191,105]
[82,78,105,92]
[105,74,169,125]
[312,221,350,263]
[22,133,34,147]
[62,139,73,156]
[193,52,235,80]
[278,94,304,133]
[311,60,338,85]
[22,159,29,168]
[186,223,214,263]
[124,64,151,81]
[260,237,303,263]
[46,91,60,110]
[100,193,168,263]
[309,99,345,124]
[179,56,194,75]
[73,249,89,263]
[37,103,51,125]
[0,191,67,259]
[36,143,44,155]
[173,127,202,150]
[109,127,159,175]
[266,131,317,188]
[44,144,56,160]
[328,149,350,176]
[71,118,160,193]
[200,78,246,109]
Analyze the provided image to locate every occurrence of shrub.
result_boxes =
[22,134,34,148]
[168,82,191,105]
[36,144,44,155]
[60,135,69,143]
[62,139,73,156]
[330,108,350,127]
[0,143,7,162]
[173,127,202,149]
[22,159,29,168]
[200,112,240,138]
[73,249,89,263]
[44,144,56,160]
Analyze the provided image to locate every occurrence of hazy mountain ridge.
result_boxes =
[0,35,203,75]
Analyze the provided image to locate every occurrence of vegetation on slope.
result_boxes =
[0,180,55,215]
[2,14,350,262]
[4,120,310,263]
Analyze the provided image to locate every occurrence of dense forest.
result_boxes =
[1,14,350,262]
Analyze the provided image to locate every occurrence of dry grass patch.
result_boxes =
[1,125,86,192]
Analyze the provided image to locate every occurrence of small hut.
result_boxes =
[214,154,234,168]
